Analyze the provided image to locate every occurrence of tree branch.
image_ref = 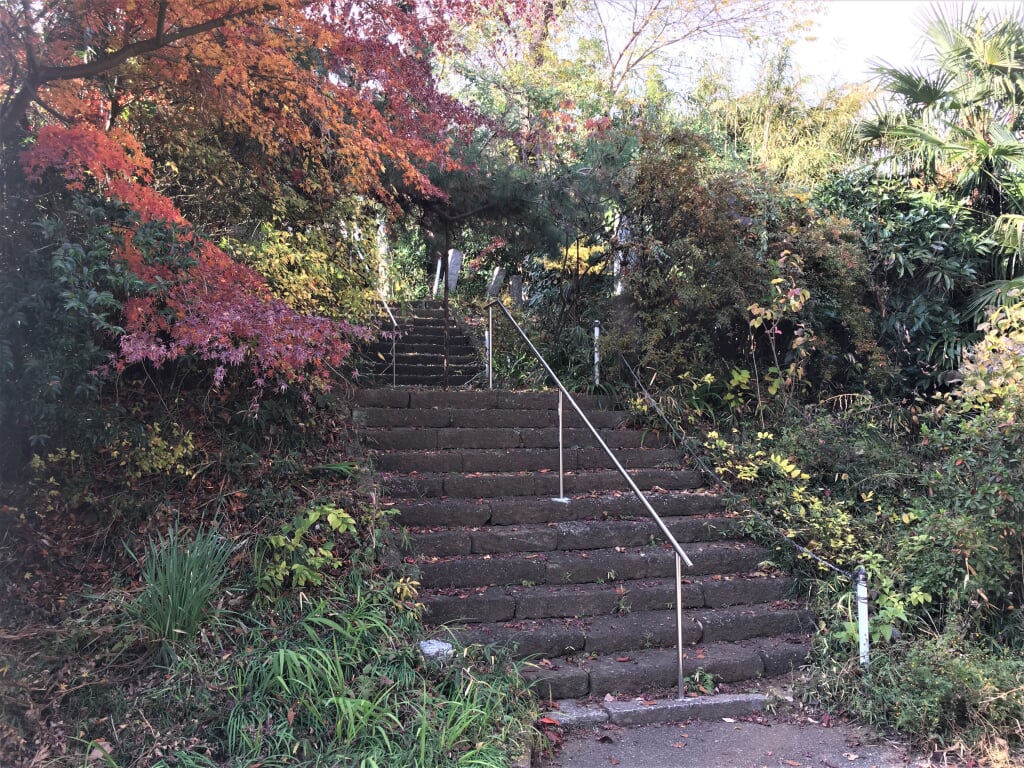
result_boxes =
[35,3,277,84]
[1,2,279,139]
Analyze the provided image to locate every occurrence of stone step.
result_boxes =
[363,356,481,370]
[401,376,479,388]
[447,603,813,661]
[355,406,628,430]
[400,318,470,330]
[389,490,722,527]
[382,467,702,499]
[363,426,671,452]
[397,302,450,319]
[366,342,477,357]
[367,345,478,359]
[354,388,619,411]
[373,446,682,473]
[416,541,769,589]
[405,514,744,558]
[520,636,811,700]
[363,366,483,383]
[421,572,795,624]
[395,325,473,340]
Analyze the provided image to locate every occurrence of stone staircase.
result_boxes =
[355,388,812,702]
[361,300,483,387]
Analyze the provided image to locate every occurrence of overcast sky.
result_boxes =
[790,0,1022,93]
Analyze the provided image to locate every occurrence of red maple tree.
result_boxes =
[2,0,490,391]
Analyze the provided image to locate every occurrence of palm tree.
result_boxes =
[860,5,1024,309]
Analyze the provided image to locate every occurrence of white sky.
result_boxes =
[790,0,1022,93]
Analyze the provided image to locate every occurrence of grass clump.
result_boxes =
[130,525,233,664]
[217,568,536,766]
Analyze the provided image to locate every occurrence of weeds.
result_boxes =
[129,525,233,664]
[215,571,537,766]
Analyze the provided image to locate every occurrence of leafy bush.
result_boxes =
[814,170,987,392]
[617,127,885,406]
[846,633,1024,750]
[0,195,144,476]
[226,221,379,323]
[130,525,233,664]
[255,502,357,593]
[903,297,1024,642]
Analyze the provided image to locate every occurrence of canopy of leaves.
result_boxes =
[617,127,884,400]
[1,0,483,205]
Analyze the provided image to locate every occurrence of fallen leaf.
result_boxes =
[672,742,687,748]
[538,717,561,726]
[722,717,736,723]
[783,761,802,766]
[87,740,114,763]
[604,693,615,702]
[843,753,859,761]
[615,656,631,662]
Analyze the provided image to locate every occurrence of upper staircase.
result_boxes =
[361,300,483,387]
[354,385,812,702]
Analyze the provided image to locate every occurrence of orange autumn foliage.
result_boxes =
[2,0,485,201]
[3,0,494,392]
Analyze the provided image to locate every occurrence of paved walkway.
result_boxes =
[539,716,921,768]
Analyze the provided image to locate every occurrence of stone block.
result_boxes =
[421,590,516,625]
[471,526,557,554]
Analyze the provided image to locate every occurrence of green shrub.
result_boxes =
[903,298,1024,642]
[255,502,357,593]
[130,525,233,663]
[851,633,1024,749]
[617,128,885,404]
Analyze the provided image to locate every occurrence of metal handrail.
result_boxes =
[484,299,694,698]
[378,296,399,387]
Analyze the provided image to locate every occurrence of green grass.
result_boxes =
[129,524,233,664]
[213,571,537,766]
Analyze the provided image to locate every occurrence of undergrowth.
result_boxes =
[632,299,1024,760]
[0,384,539,767]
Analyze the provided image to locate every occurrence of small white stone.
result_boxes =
[419,639,454,661]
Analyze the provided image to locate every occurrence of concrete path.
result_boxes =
[539,716,921,768]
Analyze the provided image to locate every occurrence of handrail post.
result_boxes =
[378,296,399,387]
[856,566,870,668]
[482,299,691,567]
[553,390,569,503]
[487,305,494,390]
[593,320,600,389]
[676,553,685,698]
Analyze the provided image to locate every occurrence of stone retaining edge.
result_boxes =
[542,693,767,729]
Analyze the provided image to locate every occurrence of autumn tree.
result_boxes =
[0,0,494,469]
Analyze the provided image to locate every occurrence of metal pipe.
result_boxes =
[483,300,692,567]
[379,297,399,387]
[676,553,685,698]
[553,390,569,503]
[487,306,494,390]
[484,328,491,390]
[856,566,870,668]
[593,320,600,389]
